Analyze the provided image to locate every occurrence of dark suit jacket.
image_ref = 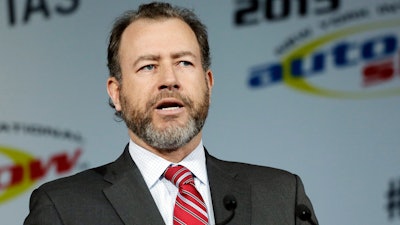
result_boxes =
[24,145,318,225]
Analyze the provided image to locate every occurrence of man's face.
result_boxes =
[108,18,213,151]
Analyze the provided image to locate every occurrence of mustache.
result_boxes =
[146,91,193,109]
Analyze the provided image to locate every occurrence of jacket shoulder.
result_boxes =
[207,154,298,185]
[36,162,112,195]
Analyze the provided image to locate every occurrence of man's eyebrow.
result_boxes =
[133,54,160,67]
[171,51,196,59]
[133,52,196,67]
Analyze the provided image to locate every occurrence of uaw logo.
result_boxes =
[248,19,400,99]
[0,122,83,204]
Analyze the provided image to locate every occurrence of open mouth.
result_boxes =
[155,99,184,111]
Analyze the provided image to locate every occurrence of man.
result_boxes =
[24,2,318,225]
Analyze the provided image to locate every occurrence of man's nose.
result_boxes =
[158,65,180,91]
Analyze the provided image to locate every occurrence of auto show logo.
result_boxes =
[4,0,80,26]
[0,121,84,204]
[233,0,340,26]
[387,177,400,220]
[248,1,400,99]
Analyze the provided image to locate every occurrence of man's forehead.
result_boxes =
[124,17,191,36]
[119,18,201,59]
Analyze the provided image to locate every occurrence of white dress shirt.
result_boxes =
[129,139,215,225]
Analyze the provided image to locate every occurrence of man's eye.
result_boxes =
[179,61,192,66]
[141,65,155,71]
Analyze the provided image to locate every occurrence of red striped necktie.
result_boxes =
[164,165,209,225]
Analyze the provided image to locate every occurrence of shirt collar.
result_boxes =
[128,139,208,189]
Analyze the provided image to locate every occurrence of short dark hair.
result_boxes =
[107,2,211,117]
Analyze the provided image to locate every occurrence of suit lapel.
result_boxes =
[206,152,252,224]
[102,146,165,225]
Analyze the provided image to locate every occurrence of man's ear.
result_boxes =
[206,69,214,95]
[107,77,122,111]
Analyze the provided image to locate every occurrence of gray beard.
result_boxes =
[140,116,202,151]
[120,90,209,152]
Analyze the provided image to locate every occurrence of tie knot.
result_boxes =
[164,165,194,188]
